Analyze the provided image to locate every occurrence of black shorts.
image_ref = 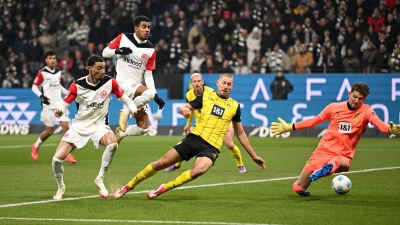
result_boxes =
[173,133,220,164]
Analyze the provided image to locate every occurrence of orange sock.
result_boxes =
[327,157,342,176]
[292,181,306,194]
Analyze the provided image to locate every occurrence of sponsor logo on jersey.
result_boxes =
[86,101,105,109]
[123,57,143,67]
[141,54,148,61]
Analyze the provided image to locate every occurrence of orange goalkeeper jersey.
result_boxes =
[295,101,390,159]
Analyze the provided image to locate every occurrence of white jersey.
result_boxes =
[107,33,156,84]
[33,67,63,110]
[62,75,124,135]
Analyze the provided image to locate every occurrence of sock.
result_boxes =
[292,181,306,194]
[127,164,157,189]
[133,89,155,108]
[35,137,43,148]
[124,125,148,136]
[122,107,131,115]
[97,143,118,179]
[327,157,342,176]
[229,145,244,167]
[163,170,194,191]
[175,161,182,167]
[52,157,65,188]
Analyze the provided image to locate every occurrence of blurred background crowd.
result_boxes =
[1,0,400,89]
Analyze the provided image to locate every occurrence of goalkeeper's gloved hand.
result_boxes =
[40,94,50,105]
[270,117,293,136]
[389,121,400,135]
[115,47,132,55]
[154,93,165,109]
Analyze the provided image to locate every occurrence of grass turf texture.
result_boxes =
[0,135,399,225]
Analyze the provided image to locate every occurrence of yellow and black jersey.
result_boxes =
[189,91,241,150]
[186,86,214,119]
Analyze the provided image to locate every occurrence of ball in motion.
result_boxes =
[331,175,352,195]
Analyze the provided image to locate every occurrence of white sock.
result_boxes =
[35,137,43,148]
[97,143,118,179]
[133,89,155,108]
[124,125,148,136]
[52,157,65,188]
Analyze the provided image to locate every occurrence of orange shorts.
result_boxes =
[303,150,352,174]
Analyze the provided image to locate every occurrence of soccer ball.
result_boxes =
[331,175,352,195]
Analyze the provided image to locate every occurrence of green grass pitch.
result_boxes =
[0,135,399,225]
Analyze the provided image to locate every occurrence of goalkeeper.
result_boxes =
[270,82,400,196]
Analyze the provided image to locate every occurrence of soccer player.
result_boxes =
[113,73,266,199]
[102,15,165,142]
[51,55,138,200]
[164,73,247,173]
[31,50,76,163]
[270,82,400,196]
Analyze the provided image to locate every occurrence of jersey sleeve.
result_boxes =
[63,82,78,104]
[231,105,241,122]
[111,78,124,98]
[146,50,156,71]
[108,33,123,49]
[33,71,43,86]
[365,107,390,133]
[189,94,203,109]
[294,104,332,130]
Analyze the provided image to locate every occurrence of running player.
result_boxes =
[51,55,138,200]
[113,73,266,199]
[102,15,164,143]
[270,82,400,196]
[31,50,76,163]
[164,73,247,173]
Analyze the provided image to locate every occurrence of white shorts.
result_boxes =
[120,81,143,99]
[62,125,113,149]
[41,108,69,127]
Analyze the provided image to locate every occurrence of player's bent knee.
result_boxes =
[225,143,235,149]
[143,89,156,100]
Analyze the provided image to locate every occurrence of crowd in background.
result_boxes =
[1,0,400,89]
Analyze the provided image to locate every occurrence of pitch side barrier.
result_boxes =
[0,74,399,138]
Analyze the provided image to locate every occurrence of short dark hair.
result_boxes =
[134,15,150,27]
[351,82,370,97]
[86,55,104,67]
[44,50,57,59]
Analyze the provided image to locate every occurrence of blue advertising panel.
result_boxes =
[0,74,399,128]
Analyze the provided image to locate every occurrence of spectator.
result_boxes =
[384,13,399,41]
[375,31,394,54]
[327,45,343,73]
[156,41,170,74]
[291,44,314,73]
[270,69,294,100]
[259,56,270,74]
[27,37,44,73]
[389,46,400,72]
[13,31,29,55]
[190,50,206,73]
[350,32,363,60]
[74,19,90,51]
[89,18,106,46]
[2,74,20,88]
[106,19,121,43]
[177,50,191,73]
[57,51,74,71]
[21,73,33,88]
[233,58,249,74]
[282,46,298,73]
[267,44,286,73]
[336,35,347,58]
[246,27,261,68]
[316,46,329,73]
[376,44,390,73]
[38,31,53,53]
[169,36,182,74]
[234,28,249,65]
[342,49,361,73]
[188,20,206,51]
[368,8,385,32]
[200,57,215,74]
[51,28,69,58]
[362,42,378,73]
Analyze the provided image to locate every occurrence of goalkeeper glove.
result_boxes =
[270,117,293,136]
[115,47,133,55]
[389,121,400,135]
[40,94,50,105]
[154,93,165,109]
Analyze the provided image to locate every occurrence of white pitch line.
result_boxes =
[0,217,280,225]
[0,143,58,149]
[0,166,399,209]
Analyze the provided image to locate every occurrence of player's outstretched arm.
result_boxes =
[119,94,138,114]
[270,117,293,136]
[178,103,193,119]
[389,121,400,135]
[233,121,266,170]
